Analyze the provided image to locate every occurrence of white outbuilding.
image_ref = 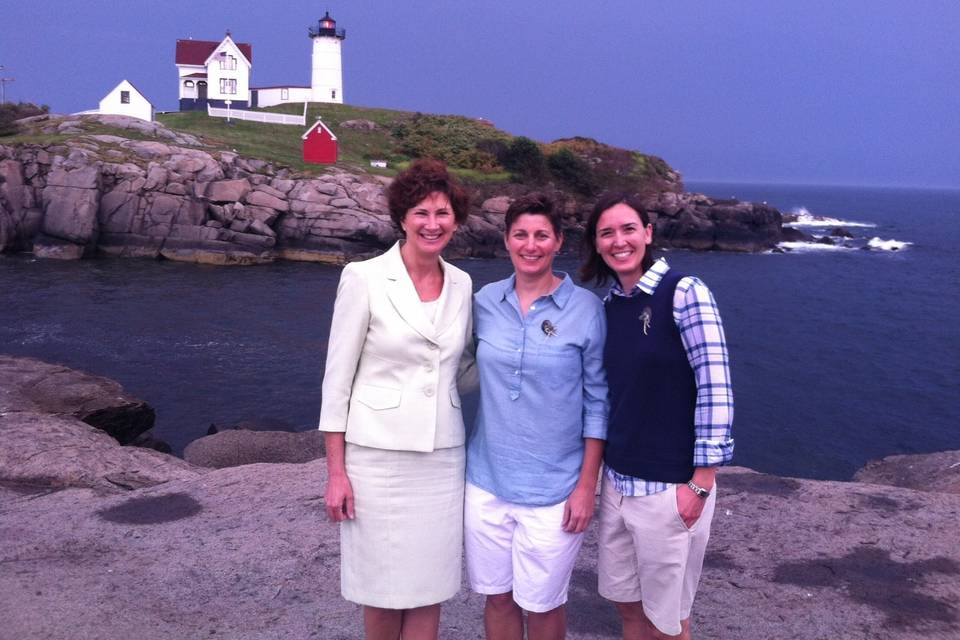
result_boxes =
[98,80,155,122]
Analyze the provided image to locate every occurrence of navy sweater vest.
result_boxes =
[603,270,697,483]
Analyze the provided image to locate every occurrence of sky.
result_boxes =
[2,1,958,188]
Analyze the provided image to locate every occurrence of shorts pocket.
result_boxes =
[670,484,693,532]
[354,384,402,410]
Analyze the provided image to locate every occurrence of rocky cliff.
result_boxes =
[0,115,783,264]
[1,356,957,639]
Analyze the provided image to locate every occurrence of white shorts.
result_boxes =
[464,482,585,613]
[597,474,716,636]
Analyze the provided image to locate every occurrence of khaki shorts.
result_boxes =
[464,482,585,613]
[597,474,716,636]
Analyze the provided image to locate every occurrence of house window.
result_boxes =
[184,80,195,88]
[219,54,237,70]
[220,78,237,95]
[281,88,289,100]
[121,91,130,104]
[331,89,336,100]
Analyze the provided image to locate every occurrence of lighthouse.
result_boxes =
[308,11,345,104]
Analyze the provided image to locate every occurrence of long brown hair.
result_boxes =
[579,192,655,286]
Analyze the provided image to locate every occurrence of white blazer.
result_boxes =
[318,242,474,452]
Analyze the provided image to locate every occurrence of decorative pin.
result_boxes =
[541,319,558,338]
[639,307,652,335]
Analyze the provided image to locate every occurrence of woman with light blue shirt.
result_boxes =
[465,192,609,640]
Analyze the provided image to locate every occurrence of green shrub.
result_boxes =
[502,136,546,181]
[547,148,599,196]
[0,102,48,137]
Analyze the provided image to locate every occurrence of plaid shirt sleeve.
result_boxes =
[674,277,735,467]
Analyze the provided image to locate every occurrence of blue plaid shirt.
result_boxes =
[604,258,734,496]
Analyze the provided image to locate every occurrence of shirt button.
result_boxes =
[425,363,434,372]
[530,304,536,311]
[424,387,434,397]
[514,370,520,375]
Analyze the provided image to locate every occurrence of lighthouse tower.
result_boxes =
[308,12,345,104]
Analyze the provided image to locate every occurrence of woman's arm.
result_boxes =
[562,437,605,533]
[456,289,479,394]
[318,263,370,433]
[318,264,370,522]
[674,276,734,526]
[563,305,609,533]
[324,432,355,521]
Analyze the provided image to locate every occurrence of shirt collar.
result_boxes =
[605,258,671,300]
[499,272,575,309]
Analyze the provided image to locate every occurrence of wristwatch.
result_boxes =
[686,480,711,499]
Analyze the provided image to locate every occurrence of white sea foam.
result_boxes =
[867,237,911,251]
[784,206,876,228]
[776,241,854,252]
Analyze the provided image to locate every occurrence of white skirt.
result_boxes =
[341,443,465,609]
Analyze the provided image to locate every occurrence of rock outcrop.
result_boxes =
[0,114,783,264]
[184,429,326,468]
[854,450,960,495]
[0,356,958,638]
[0,355,155,444]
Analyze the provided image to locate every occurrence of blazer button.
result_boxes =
[428,343,438,351]
[424,387,435,397]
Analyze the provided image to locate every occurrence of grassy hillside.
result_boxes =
[157,102,679,193]
[1,101,678,194]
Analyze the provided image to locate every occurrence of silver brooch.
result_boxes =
[541,320,558,338]
[639,307,652,335]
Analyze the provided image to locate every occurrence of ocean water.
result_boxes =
[1,183,957,480]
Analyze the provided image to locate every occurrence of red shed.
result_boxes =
[302,119,338,164]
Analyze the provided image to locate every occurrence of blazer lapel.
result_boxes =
[384,243,439,344]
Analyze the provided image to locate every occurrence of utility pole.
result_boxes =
[0,66,13,104]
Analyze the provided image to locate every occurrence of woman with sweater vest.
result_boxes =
[580,193,734,640]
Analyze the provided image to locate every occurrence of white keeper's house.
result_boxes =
[174,12,346,112]
[176,32,253,111]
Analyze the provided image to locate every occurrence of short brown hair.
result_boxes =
[579,192,655,286]
[386,159,470,230]
[504,191,562,237]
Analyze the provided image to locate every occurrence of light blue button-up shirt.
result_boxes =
[466,273,609,506]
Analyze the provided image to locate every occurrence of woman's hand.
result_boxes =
[324,472,355,522]
[561,486,595,533]
[675,483,706,529]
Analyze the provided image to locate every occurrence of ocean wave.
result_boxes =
[867,237,911,251]
[784,206,876,228]
[775,241,855,252]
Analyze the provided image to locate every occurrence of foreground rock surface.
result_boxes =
[1,358,957,639]
[854,450,960,494]
[0,114,783,263]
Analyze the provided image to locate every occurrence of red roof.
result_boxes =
[182,72,208,78]
[175,39,253,65]
[301,119,337,141]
